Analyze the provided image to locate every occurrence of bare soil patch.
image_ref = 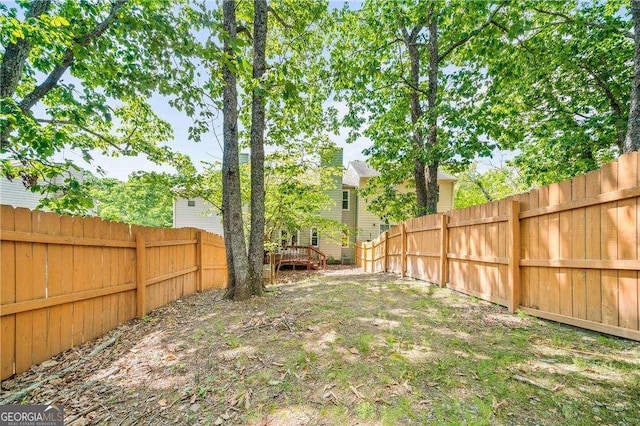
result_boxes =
[2,267,639,425]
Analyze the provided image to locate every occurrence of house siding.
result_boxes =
[437,181,454,212]
[317,149,343,262]
[0,169,86,211]
[173,197,223,234]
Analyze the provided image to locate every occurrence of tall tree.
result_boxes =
[247,0,268,297]
[0,0,202,211]
[483,1,633,184]
[221,0,250,300]
[625,0,640,153]
[332,1,502,217]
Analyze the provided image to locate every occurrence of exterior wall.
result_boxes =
[437,180,455,212]
[0,169,85,211]
[355,178,454,243]
[0,179,42,210]
[341,188,357,262]
[317,150,344,262]
[173,197,224,235]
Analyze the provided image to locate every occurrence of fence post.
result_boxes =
[136,233,147,319]
[508,200,521,313]
[400,223,406,278]
[384,232,389,273]
[439,213,449,288]
[196,231,203,292]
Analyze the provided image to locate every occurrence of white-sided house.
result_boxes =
[171,151,456,266]
[172,153,249,234]
[0,167,86,210]
[172,197,224,235]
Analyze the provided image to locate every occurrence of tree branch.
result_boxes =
[35,118,122,150]
[532,7,634,40]
[439,3,505,63]
[267,5,293,29]
[19,0,127,113]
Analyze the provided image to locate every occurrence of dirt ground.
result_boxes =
[1,266,639,425]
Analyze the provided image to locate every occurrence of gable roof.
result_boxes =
[348,160,457,181]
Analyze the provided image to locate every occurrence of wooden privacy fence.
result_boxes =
[0,206,227,380]
[356,151,640,342]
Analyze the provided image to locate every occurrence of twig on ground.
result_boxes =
[512,374,554,391]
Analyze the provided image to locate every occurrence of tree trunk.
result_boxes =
[0,0,52,147]
[405,31,429,216]
[222,0,250,301]
[425,12,440,214]
[625,0,640,153]
[247,0,267,296]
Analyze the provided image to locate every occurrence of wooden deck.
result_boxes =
[274,246,327,271]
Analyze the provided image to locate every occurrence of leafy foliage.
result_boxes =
[331,0,503,216]
[1,0,205,210]
[454,163,528,209]
[482,0,632,185]
[86,172,177,227]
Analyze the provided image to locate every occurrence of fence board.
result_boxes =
[570,174,587,319]
[31,211,49,366]
[1,205,16,378]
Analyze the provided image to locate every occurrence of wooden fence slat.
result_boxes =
[571,174,587,320]
[30,211,49,366]
[45,211,62,360]
[59,216,74,353]
[508,201,520,313]
[136,233,147,319]
[14,208,33,375]
[1,205,16,378]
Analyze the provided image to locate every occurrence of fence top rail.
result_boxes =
[0,229,136,248]
[519,186,640,219]
[447,214,509,228]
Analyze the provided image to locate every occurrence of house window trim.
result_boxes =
[187,200,196,207]
[342,190,350,211]
[310,229,319,247]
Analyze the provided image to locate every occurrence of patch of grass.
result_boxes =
[358,333,375,355]
[355,401,377,420]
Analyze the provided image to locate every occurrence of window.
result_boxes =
[187,200,196,207]
[311,229,319,247]
[281,230,289,248]
[380,223,391,233]
[342,190,350,210]
[341,229,349,247]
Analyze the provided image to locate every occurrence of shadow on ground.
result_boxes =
[2,266,639,425]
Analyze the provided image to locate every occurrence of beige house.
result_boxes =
[172,151,456,265]
[336,160,456,263]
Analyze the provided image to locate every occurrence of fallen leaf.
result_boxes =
[165,353,177,361]
[213,417,224,425]
[158,399,167,407]
[349,347,359,355]
[426,382,438,387]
